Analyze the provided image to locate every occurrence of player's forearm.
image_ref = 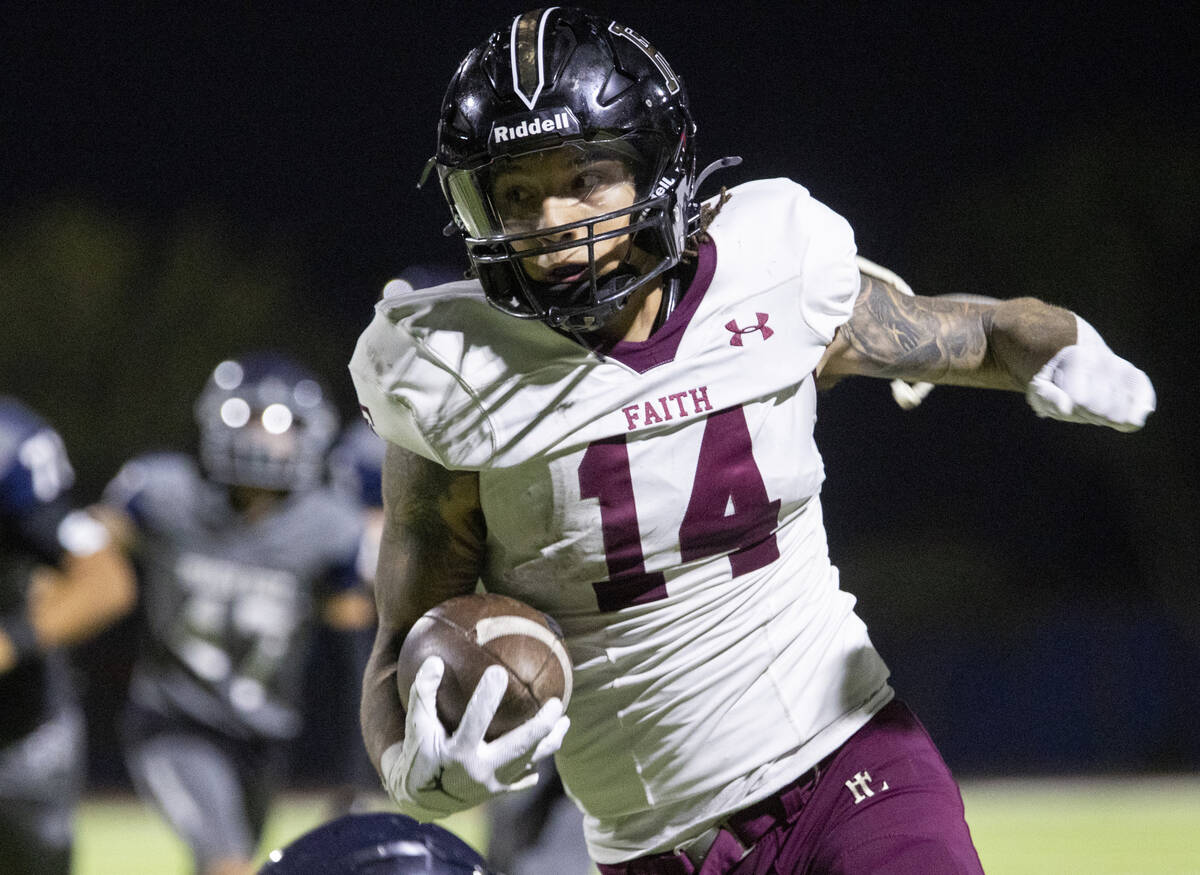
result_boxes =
[364,552,479,772]
[821,275,1080,392]
[365,448,486,772]
[1,543,135,674]
[322,587,376,630]
[983,297,1077,389]
[361,625,408,775]
[27,545,137,648]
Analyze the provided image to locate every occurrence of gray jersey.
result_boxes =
[104,452,362,740]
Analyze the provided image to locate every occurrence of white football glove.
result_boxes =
[380,656,570,821]
[1026,316,1156,432]
[890,379,935,410]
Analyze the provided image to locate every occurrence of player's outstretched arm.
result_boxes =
[816,273,1155,430]
[23,538,136,650]
[1,510,136,674]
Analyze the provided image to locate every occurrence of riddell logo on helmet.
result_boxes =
[651,175,678,199]
[490,108,581,147]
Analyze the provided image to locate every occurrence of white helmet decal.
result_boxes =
[510,7,559,110]
[608,23,681,95]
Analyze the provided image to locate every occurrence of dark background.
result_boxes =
[3,2,1197,785]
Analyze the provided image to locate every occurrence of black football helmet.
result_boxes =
[194,352,340,492]
[258,812,497,874]
[433,7,699,332]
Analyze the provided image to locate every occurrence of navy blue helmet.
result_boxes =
[194,352,340,492]
[258,812,496,874]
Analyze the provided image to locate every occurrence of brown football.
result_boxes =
[395,592,572,741]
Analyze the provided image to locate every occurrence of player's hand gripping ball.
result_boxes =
[395,593,572,741]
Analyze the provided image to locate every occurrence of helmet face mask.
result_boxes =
[443,135,682,330]
[434,8,697,332]
[194,353,339,493]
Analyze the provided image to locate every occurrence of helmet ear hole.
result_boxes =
[599,68,637,105]
[447,106,473,139]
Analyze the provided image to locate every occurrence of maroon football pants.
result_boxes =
[599,699,985,874]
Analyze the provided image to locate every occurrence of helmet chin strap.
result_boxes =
[541,263,639,331]
[651,274,682,334]
[564,266,682,347]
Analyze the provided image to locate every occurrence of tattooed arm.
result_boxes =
[360,442,485,776]
[816,271,1076,390]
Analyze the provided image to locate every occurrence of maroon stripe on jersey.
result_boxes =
[606,239,716,374]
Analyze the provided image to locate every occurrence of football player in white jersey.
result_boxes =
[350,8,1155,873]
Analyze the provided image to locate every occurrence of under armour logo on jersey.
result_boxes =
[845,770,889,804]
[725,313,774,346]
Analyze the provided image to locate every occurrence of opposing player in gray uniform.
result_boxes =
[1,396,136,875]
[97,353,375,875]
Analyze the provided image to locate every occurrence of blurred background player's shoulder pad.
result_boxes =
[102,451,203,525]
[382,264,467,300]
[0,396,46,463]
[0,396,74,513]
[287,483,366,550]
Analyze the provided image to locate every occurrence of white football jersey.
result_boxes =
[351,178,893,862]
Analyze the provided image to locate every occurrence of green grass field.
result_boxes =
[73,776,1199,874]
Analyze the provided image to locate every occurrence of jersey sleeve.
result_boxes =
[2,494,73,566]
[793,187,860,343]
[348,286,506,469]
[348,310,447,466]
[709,178,860,346]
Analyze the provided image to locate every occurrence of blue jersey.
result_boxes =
[329,420,386,510]
[0,397,78,744]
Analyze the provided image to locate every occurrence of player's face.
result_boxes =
[226,421,299,481]
[225,423,297,513]
[244,422,298,461]
[489,146,638,284]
